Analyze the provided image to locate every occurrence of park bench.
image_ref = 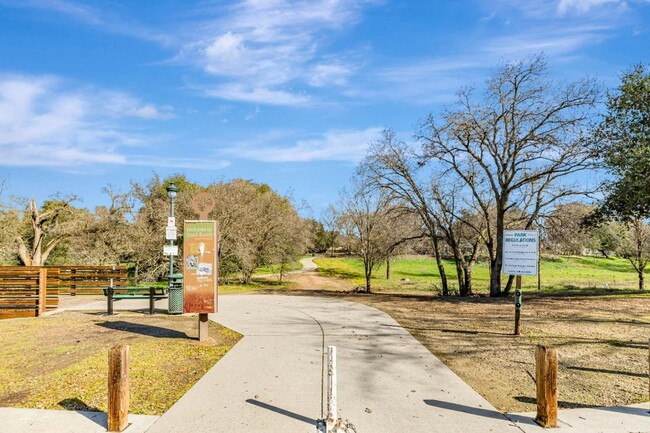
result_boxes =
[102,286,168,299]
[102,286,168,315]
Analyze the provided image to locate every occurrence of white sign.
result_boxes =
[167,217,176,227]
[166,226,177,240]
[502,230,539,276]
[163,245,179,256]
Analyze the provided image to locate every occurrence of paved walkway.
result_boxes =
[3,278,649,432]
[147,295,523,433]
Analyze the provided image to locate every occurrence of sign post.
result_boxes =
[502,230,539,336]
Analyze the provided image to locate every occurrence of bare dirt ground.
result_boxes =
[279,272,650,413]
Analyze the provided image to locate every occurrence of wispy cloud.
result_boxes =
[0,74,222,169]
[220,127,383,162]
[0,0,173,45]
[177,0,376,105]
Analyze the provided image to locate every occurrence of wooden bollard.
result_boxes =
[648,338,649,412]
[108,345,129,432]
[38,268,47,317]
[535,345,558,428]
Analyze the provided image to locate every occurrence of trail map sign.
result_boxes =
[502,230,539,276]
[183,221,218,314]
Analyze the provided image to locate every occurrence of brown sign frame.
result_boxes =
[183,220,218,314]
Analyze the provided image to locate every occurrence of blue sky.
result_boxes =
[0,0,649,217]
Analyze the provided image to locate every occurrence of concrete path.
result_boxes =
[4,290,649,432]
[0,407,157,433]
[147,295,523,433]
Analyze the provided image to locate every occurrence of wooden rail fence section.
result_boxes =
[0,266,127,319]
[0,267,59,319]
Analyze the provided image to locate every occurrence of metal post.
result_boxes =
[514,275,522,336]
[149,287,155,315]
[168,195,175,302]
[327,346,338,429]
[107,278,114,315]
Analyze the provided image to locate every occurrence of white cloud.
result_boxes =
[205,83,310,106]
[557,0,624,14]
[0,0,172,45]
[179,0,376,105]
[220,127,383,162]
[0,74,219,169]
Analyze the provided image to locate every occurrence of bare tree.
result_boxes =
[419,54,600,296]
[360,130,451,295]
[337,178,399,293]
[16,196,80,266]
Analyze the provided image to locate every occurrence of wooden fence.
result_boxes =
[0,267,59,319]
[0,266,127,319]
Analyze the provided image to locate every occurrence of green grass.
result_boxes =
[218,278,297,293]
[253,260,303,275]
[315,255,643,294]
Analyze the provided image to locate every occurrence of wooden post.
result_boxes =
[535,345,558,428]
[108,345,129,432]
[648,338,649,412]
[198,313,209,342]
[38,268,47,317]
[514,275,522,336]
[327,346,338,428]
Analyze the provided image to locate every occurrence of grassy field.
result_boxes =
[0,312,241,415]
[315,255,643,294]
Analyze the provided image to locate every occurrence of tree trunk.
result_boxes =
[386,256,390,280]
[430,231,449,295]
[364,262,372,293]
[490,206,505,297]
[461,265,473,296]
[639,265,645,291]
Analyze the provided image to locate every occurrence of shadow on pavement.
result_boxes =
[423,399,511,421]
[245,399,316,425]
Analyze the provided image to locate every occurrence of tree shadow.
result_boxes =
[96,321,188,338]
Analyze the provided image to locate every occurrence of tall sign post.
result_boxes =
[165,183,179,313]
[502,230,539,336]
[184,193,218,342]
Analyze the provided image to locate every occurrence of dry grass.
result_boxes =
[281,271,650,413]
[0,311,241,415]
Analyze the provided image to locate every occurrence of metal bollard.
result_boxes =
[149,287,155,315]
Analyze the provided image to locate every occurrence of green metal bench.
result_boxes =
[103,286,168,315]
[102,286,167,300]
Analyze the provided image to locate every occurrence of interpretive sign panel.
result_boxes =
[502,230,539,276]
[183,220,218,314]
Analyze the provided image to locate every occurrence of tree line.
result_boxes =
[325,54,650,295]
[0,175,312,283]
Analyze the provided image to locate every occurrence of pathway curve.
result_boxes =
[146,295,523,433]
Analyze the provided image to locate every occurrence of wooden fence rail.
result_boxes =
[0,265,127,319]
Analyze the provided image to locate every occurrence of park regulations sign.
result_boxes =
[502,230,539,276]
[183,220,218,314]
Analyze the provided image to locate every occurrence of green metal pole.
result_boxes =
[168,196,174,298]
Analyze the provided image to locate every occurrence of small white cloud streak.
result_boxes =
[221,127,383,163]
